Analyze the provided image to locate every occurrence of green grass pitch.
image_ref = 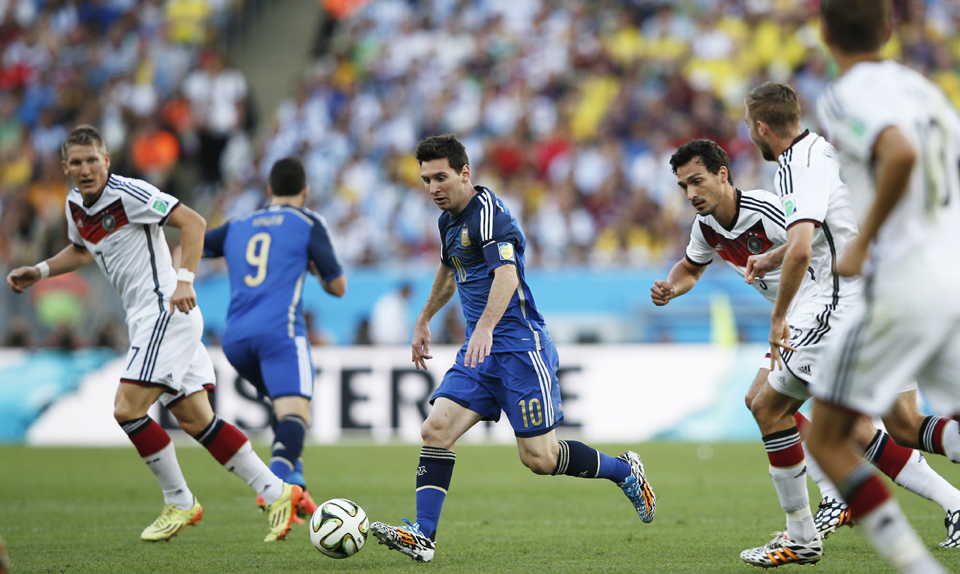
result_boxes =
[2,442,959,573]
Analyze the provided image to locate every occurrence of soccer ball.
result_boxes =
[309,498,369,558]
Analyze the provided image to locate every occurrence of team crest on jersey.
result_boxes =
[460,225,471,247]
[747,236,763,254]
[102,212,116,232]
[498,242,515,261]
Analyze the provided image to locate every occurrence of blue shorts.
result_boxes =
[222,333,314,400]
[432,343,563,438]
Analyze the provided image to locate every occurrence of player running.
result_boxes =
[653,139,960,569]
[370,134,656,563]
[203,156,346,523]
[807,1,960,572]
[6,125,301,542]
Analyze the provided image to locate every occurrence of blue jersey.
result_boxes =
[439,186,549,353]
[204,205,343,341]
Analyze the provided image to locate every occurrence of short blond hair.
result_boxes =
[744,82,801,138]
[61,125,108,160]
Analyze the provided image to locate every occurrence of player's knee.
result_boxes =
[519,451,555,475]
[113,400,146,424]
[420,418,454,449]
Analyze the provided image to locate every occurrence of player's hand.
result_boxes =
[745,252,774,284]
[837,237,868,277]
[6,266,41,294]
[170,282,197,314]
[464,327,493,369]
[650,279,675,306]
[412,322,433,370]
[768,316,796,371]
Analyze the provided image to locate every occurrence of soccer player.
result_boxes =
[370,134,656,563]
[654,138,960,568]
[203,156,346,523]
[744,81,960,549]
[806,1,960,572]
[5,125,301,543]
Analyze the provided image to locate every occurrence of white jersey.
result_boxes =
[65,174,181,322]
[774,130,862,307]
[817,60,960,305]
[685,188,817,310]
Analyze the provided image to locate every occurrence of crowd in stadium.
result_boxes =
[1,0,959,345]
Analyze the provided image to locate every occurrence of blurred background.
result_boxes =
[0,0,956,443]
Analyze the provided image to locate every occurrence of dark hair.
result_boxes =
[61,125,107,159]
[415,134,469,173]
[821,0,890,53]
[745,82,801,137]
[669,139,734,185]
[269,157,307,197]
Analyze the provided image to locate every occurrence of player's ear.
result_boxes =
[719,166,728,183]
[267,185,275,198]
[103,152,111,171]
[61,160,69,176]
[461,164,470,182]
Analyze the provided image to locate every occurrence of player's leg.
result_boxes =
[808,399,945,573]
[746,381,819,550]
[371,355,489,562]
[272,396,315,517]
[168,389,301,541]
[114,381,202,541]
[794,411,854,538]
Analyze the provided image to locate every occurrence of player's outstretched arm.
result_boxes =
[651,258,705,306]
[412,264,457,370]
[7,244,93,293]
[465,264,518,369]
[838,126,916,277]
[166,204,206,314]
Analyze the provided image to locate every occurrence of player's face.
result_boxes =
[62,144,111,202]
[421,158,470,214]
[745,109,776,162]
[675,157,725,216]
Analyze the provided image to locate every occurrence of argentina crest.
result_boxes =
[460,225,471,247]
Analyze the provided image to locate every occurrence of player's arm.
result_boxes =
[767,223,811,369]
[745,243,787,284]
[6,244,94,293]
[464,264,518,369]
[321,274,346,297]
[838,126,916,277]
[651,258,706,306]
[412,263,457,370]
[165,204,207,314]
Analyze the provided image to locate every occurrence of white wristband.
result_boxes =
[36,261,50,279]
[177,268,195,283]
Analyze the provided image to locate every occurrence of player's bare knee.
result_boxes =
[421,418,454,449]
[520,451,554,475]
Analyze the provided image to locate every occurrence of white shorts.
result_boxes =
[812,298,960,417]
[761,299,848,401]
[121,308,216,408]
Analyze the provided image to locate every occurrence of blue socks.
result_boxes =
[552,440,630,483]
[270,414,307,484]
[416,446,456,541]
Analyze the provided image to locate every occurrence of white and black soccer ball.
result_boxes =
[309,498,369,559]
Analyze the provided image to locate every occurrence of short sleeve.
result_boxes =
[439,217,451,267]
[684,219,715,266]
[125,181,181,226]
[307,215,343,281]
[776,163,828,229]
[817,84,897,162]
[65,200,84,247]
[480,201,521,273]
[203,224,228,258]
